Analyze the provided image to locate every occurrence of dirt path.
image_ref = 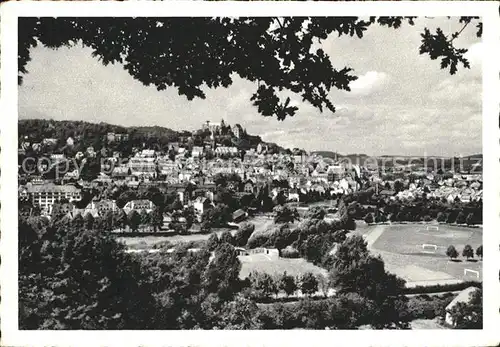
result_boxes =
[363,224,386,250]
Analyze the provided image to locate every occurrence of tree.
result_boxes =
[465,213,475,226]
[233,222,255,247]
[206,232,220,251]
[437,212,446,223]
[300,272,318,297]
[140,209,150,229]
[456,211,467,225]
[462,244,474,260]
[448,288,482,329]
[278,271,297,297]
[217,294,263,329]
[114,209,127,232]
[83,213,94,230]
[329,234,408,328]
[71,213,84,228]
[394,180,404,193]
[19,17,480,121]
[183,206,196,230]
[201,293,263,330]
[128,210,141,232]
[389,212,398,223]
[102,210,114,232]
[116,190,136,209]
[364,213,374,224]
[446,245,459,261]
[248,271,278,300]
[202,204,231,228]
[446,212,457,224]
[378,214,387,223]
[306,206,326,220]
[150,206,164,232]
[273,205,300,224]
[267,224,294,253]
[19,221,157,329]
[476,245,483,260]
[200,221,212,234]
[316,274,329,297]
[220,230,234,246]
[203,243,241,300]
[169,197,184,212]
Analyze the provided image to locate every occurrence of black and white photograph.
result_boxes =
[1,2,500,346]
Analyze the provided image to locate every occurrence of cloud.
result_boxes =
[348,71,389,96]
[430,78,481,108]
[18,17,482,157]
[464,42,483,68]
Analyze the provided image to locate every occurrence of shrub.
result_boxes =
[364,213,374,224]
[462,244,474,260]
[437,212,447,223]
[220,230,234,245]
[234,222,255,247]
[402,281,481,295]
[407,294,455,320]
[281,246,300,258]
[246,234,270,249]
[446,245,458,260]
[476,245,483,259]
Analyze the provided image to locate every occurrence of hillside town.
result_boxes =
[18,119,482,233]
[10,13,488,336]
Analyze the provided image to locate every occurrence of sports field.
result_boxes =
[238,252,328,279]
[358,223,483,286]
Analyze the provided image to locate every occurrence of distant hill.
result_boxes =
[18,119,180,156]
[311,151,341,159]
[129,125,179,140]
[311,151,370,163]
[310,151,482,172]
[18,118,288,155]
[19,119,179,141]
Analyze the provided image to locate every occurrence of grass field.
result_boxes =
[247,215,300,240]
[357,224,483,286]
[239,253,328,279]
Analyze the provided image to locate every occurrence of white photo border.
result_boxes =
[1,1,499,346]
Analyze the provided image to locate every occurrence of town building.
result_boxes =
[232,124,244,139]
[84,199,118,215]
[215,146,238,157]
[192,196,214,220]
[22,183,82,214]
[107,132,129,143]
[42,138,58,146]
[202,120,221,134]
[123,199,155,214]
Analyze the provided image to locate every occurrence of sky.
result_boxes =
[18,17,482,157]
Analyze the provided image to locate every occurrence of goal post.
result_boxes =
[464,268,480,279]
[426,226,439,231]
[421,244,438,253]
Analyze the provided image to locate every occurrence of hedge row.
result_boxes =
[402,281,482,295]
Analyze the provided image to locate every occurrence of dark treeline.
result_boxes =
[19,197,482,330]
[19,209,409,330]
[19,119,181,157]
[344,190,482,226]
